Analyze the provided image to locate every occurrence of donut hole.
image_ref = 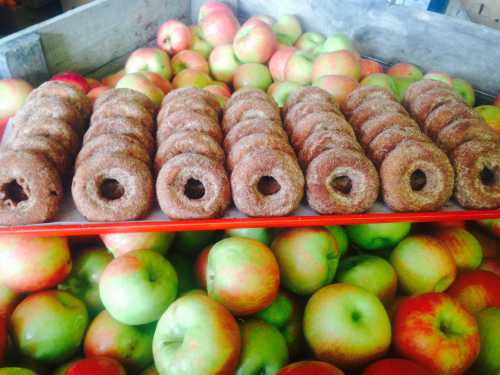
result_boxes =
[410,169,427,192]
[1,179,29,205]
[184,178,205,200]
[480,166,497,187]
[99,178,125,201]
[258,176,281,196]
[330,176,352,195]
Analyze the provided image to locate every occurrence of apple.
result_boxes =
[336,255,397,305]
[314,33,357,55]
[233,63,273,91]
[268,81,301,108]
[116,73,164,106]
[269,46,296,81]
[345,222,411,251]
[140,71,172,95]
[326,226,349,257]
[0,235,71,293]
[171,50,209,75]
[84,310,155,372]
[66,357,126,375]
[58,247,112,316]
[393,293,480,375]
[434,228,483,271]
[473,308,500,375]
[125,47,172,80]
[0,285,18,317]
[198,0,233,23]
[284,50,314,85]
[423,71,453,86]
[225,227,271,245]
[447,270,500,314]
[236,319,288,375]
[311,50,361,82]
[394,76,418,101]
[272,15,302,46]
[295,32,325,53]
[207,237,280,315]
[360,59,384,79]
[153,293,240,375]
[99,249,178,325]
[100,232,174,257]
[278,361,344,375]
[304,283,391,368]
[254,15,274,26]
[475,105,500,135]
[0,369,37,375]
[172,68,212,88]
[86,77,101,90]
[0,315,6,363]
[0,79,32,123]
[173,230,216,255]
[271,227,340,295]
[362,358,433,375]
[233,17,277,63]
[53,359,81,375]
[140,366,159,375]
[313,74,359,107]
[387,63,423,80]
[166,252,198,295]
[453,78,475,107]
[101,69,125,87]
[468,228,498,258]
[209,44,240,82]
[51,72,90,94]
[195,245,211,289]
[495,94,500,107]
[201,10,240,47]
[480,258,500,277]
[477,219,500,239]
[361,73,399,99]
[205,82,231,107]
[390,235,456,295]
[189,25,213,58]
[157,20,191,55]
[87,86,111,103]
[11,290,88,363]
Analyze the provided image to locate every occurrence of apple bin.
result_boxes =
[0,0,500,374]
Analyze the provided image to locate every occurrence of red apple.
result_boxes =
[434,228,483,271]
[205,82,232,107]
[480,257,500,277]
[360,59,384,79]
[140,72,173,95]
[102,69,125,87]
[447,270,500,314]
[209,44,240,82]
[0,235,71,293]
[125,48,172,80]
[495,94,500,107]
[233,17,277,63]
[66,357,126,375]
[233,63,273,91]
[87,86,111,103]
[0,314,6,363]
[393,293,480,375]
[171,50,209,75]
[195,245,211,288]
[198,0,233,23]
[157,20,192,55]
[0,284,18,317]
[311,50,361,82]
[86,78,101,90]
[269,46,296,82]
[387,63,423,80]
[201,10,240,47]
[277,361,344,375]
[362,358,433,375]
[313,74,359,108]
[423,71,453,86]
[0,79,32,126]
[116,73,165,106]
[101,232,174,257]
[173,68,212,89]
[51,72,90,94]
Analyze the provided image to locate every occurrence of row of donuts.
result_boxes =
[342,85,455,212]
[0,81,92,225]
[283,87,379,214]
[155,88,231,219]
[72,89,156,222]
[222,89,305,217]
[403,79,500,209]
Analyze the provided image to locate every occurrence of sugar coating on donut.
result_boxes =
[95,88,157,116]
[156,153,230,219]
[223,118,287,152]
[231,149,304,217]
[342,86,396,118]
[380,140,454,211]
[0,150,63,225]
[72,154,154,221]
[403,79,452,108]
[408,88,460,125]
[436,118,498,154]
[423,101,479,139]
[155,131,225,173]
[284,86,339,115]
[91,100,154,132]
[285,101,340,132]
[226,88,274,110]
[356,112,420,146]
[306,148,379,214]
[159,97,219,124]
[451,140,500,209]
[163,87,221,113]
[157,111,223,145]
[223,98,280,133]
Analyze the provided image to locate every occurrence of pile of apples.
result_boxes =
[0,219,499,375]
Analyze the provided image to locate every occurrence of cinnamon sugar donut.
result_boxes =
[380,140,454,211]
[163,87,221,113]
[72,154,153,221]
[223,118,287,152]
[157,111,223,145]
[403,79,452,108]
[408,88,460,125]
[159,97,219,123]
[91,100,154,132]
[76,134,151,169]
[156,153,230,219]
[423,101,479,139]
[226,88,273,110]
[95,88,157,116]
[436,118,498,154]
[0,150,63,225]
[451,140,500,209]
[306,149,379,214]
[155,131,225,173]
[342,86,396,118]
[284,87,339,115]
[231,149,304,217]
[227,133,295,172]
[356,112,420,146]
[223,99,280,133]
[349,98,408,130]
[285,101,341,132]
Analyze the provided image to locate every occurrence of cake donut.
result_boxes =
[162,87,222,114]
[403,79,451,108]
[407,88,460,125]
[436,118,497,154]
[95,88,157,116]
[423,101,479,138]
[226,88,274,110]
[222,98,280,133]
[91,100,155,132]
[223,118,288,152]
[159,97,219,123]
[285,101,342,132]
[348,98,408,130]
[342,86,397,118]
[284,86,340,115]
[157,111,223,145]
[356,112,420,146]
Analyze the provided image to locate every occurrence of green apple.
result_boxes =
[172,69,213,89]
[0,369,37,375]
[209,45,241,83]
[225,227,272,245]
[271,227,340,295]
[173,230,217,255]
[284,50,314,85]
[10,291,88,363]
[304,283,391,368]
[394,76,418,102]
[326,226,349,256]
[314,33,357,55]
[99,249,178,325]
[101,232,174,257]
[166,253,198,295]
[190,26,213,59]
[452,78,475,107]
[475,105,500,135]
[423,72,453,86]
[294,32,325,53]
[474,307,500,374]
[336,255,397,305]
[236,319,288,375]
[345,222,411,251]
[434,228,483,271]
[272,15,302,46]
[267,81,302,108]
[361,73,399,100]
[233,63,273,91]
[116,73,164,106]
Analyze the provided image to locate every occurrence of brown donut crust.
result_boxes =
[408,88,459,125]
[159,97,219,124]
[223,118,287,152]
[284,87,339,115]
[156,153,230,219]
[223,99,280,133]
[403,79,452,108]
[342,86,396,118]
[231,150,304,217]
[356,112,420,146]
[451,140,500,209]
[72,154,154,221]
[285,101,341,132]
[157,111,223,145]
[423,101,479,139]
[163,87,222,113]
[306,149,379,214]
[91,100,155,132]
[380,140,454,211]
[94,88,157,116]
[349,98,408,130]
[436,118,498,154]
[155,131,225,173]
[0,150,63,225]
[226,88,274,111]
